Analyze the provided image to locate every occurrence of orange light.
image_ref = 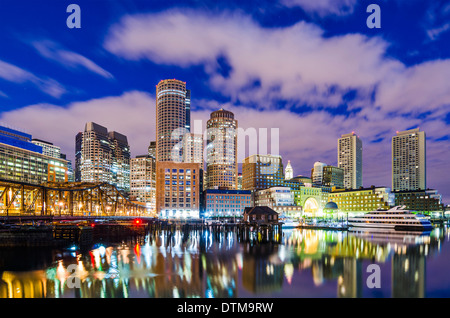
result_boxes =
[134,219,141,225]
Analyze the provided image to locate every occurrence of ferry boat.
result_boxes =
[347,206,433,231]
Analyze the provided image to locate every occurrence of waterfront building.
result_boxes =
[285,160,293,180]
[155,161,203,219]
[393,189,444,213]
[292,185,326,217]
[0,125,68,184]
[203,189,252,219]
[254,186,301,218]
[338,132,362,189]
[242,206,279,224]
[183,133,203,164]
[78,122,130,193]
[328,187,394,215]
[130,155,156,215]
[206,108,238,190]
[242,154,284,191]
[392,128,426,191]
[156,79,190,162]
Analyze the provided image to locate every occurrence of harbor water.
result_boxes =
[0,225,449,298]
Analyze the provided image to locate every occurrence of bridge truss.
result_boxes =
[0,179,146,217]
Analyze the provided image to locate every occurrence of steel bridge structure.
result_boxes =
[0,179,147,217]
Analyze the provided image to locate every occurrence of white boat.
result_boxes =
[280,218,300,229]
[347,206,433,231]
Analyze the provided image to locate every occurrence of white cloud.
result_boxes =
[0,59,66,98]
[104,10,405,109]
[31,40,114,79]
[280,0,357,17]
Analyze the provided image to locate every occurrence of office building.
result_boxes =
[156,162,202,219]
[338,132,362,189]
[311,162,344,189]
[156,79,190,162]
[130,155,156,215]
[204,189,252,219]
[242,154,284,191]
[254,186,301,218]
[392,128,426,191]
[393,189,443,213]
[206,108,238,189]
[78,122,130,193]
[322,165,344,189]
[31,139,61,159]
[0,125,68,184]
[311,161,327,186]
[183,133,203,164]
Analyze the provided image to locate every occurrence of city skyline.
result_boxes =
[0,0,449,203]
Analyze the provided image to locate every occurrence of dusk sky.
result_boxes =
[0,0,449,203]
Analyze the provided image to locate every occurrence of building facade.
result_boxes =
[31,139,61,159]
[156,79,190,162]
[393,189,443,213]
[322,165,344,189]
[204,189,252,219]
[206,108,238,190]
[242,154,285,191]
[130,155,156,215]
[392,128,426,191]
[338,132,363,189]
[254,186,301,218]
[156,162,203,219]
[328,187,394,214]
[78,122,130,193]
[183,133,203,164]
[0,125,68,184]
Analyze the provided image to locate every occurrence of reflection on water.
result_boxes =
[0,226,448,298]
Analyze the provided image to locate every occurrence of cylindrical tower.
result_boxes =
[206,108,238,189]
[156,79,188,162]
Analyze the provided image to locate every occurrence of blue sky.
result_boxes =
[0,0,449,203]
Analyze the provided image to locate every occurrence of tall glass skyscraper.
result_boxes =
[206,108,238,190]
[156,79,190,162]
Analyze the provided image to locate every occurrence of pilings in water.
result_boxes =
[146,220,283,244]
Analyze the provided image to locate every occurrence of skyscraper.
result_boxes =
[392,128,426,191]
[156,79,190,162]
[338,132,362,189]
[182,133,203,164]
[206,108,238,189]
[109,131,131,193]
[78,122,130,193]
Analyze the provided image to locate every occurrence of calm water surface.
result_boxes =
[1,226,449,298]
